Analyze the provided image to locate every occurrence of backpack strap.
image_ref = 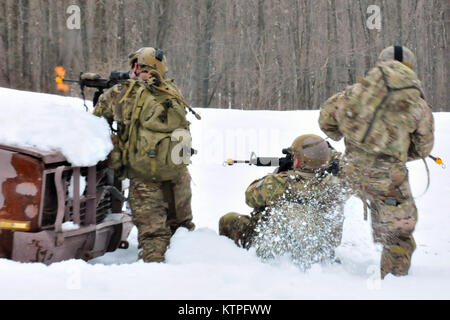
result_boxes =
[361,66,422,143]
[154,80,201,120]
[119,80,139,104]
[122,85,147,167]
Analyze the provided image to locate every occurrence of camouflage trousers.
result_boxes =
[219,212,254,249]
[343,157,417,278]
[128,168,194,262]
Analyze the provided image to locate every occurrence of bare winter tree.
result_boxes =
[0,0,448,111]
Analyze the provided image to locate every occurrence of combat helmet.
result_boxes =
[289,134,331,170]
[378,45,417,70]
[128,47,168,78]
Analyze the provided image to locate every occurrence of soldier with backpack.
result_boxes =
[319,46,434,278]
[93,47,195,262]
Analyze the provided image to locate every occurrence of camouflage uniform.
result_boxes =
[94,80,194,262]
[319,60,434,278]
[219,162,345,267]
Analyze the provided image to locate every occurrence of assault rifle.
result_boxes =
[225,148,340,175]
[225,148,294,173]
[56,67,202,120]
[56,68,130,110]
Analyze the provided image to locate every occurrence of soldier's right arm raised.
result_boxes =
[93,84,126,125]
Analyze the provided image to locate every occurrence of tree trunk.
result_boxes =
[346,0,356,84]
[200,0,215,108]
[117,0,127,59]
[20,0,30,90]
[156,0,172,49]
[303,0,312,108]
[39,0,50,92]
[93,0,107,71]
[10,1,21,89]
[0,0,10,87]
[78,0,90,70]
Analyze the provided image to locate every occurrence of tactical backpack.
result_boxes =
[335,60,425,162]
[114,78,191,182]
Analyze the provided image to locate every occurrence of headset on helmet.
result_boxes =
[128,47,168,78]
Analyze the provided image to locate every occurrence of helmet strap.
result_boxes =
[133,63,139,75]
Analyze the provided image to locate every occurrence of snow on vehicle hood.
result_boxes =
[0,87,112,166]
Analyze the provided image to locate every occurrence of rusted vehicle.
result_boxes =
[0,144,133,264]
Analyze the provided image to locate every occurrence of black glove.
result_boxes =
[93,90,103,107]
[277,154,293,173]
[326,159,340,176]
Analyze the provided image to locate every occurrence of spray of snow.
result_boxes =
[253,172,346,270]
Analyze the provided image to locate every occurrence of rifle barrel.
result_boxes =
[225,157,282,166]
[61,79,79,83]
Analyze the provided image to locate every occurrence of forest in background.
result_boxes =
[0,0,448,111]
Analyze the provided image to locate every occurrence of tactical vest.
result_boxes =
[112,78,191,182]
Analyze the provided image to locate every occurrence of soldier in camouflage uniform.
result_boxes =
[94,47,194,262]
[319,46,434,278]
[219,135,346,268]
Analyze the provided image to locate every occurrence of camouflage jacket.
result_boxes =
[93,80,140,172]
[93,81,130,123]
[319,61,434,165]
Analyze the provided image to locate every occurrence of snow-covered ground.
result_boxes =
[0,87,449,299]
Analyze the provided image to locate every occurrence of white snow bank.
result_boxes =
[0,87,111,166]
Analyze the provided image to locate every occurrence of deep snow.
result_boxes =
[0,87,449,299]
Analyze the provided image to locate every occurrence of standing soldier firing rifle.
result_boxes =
[93,47,199,263]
